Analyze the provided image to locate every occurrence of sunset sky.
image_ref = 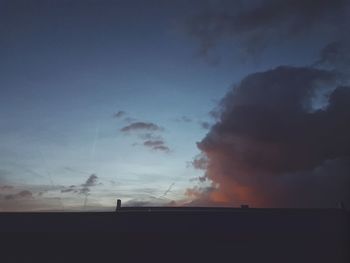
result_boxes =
[1,0,349,211]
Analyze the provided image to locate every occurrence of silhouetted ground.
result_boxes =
[0,208,349,262]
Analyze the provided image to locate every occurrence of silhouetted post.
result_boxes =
[116,199,121,211]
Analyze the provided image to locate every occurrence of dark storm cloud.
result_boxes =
[193,66,350,207]
[208,109,220,121]
[187,0,349,57]
[315,38,350,77]
[120,122,162,132]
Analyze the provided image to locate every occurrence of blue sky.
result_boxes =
[1,0,348,210]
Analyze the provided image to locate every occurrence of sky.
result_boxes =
[0,0,349,211]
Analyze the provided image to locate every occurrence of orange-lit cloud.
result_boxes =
[189,66,350,208]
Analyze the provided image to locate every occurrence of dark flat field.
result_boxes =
[0,208,349,262]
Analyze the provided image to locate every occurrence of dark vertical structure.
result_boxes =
[116,199,121,211]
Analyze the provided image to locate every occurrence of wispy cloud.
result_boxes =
[160,182,175,198]
[152,145,170,153]
[120,122,163,132]
[123,117,137,123]
[138,133,163,140]
[143,140,170,153]
[0,185,14,191]
[120,120,171,153]
[60,174,100,195]
[2,190,33,201]
[113,110,126,118]
[82,174,98,187]
[143,140,165,147]
[175,116,192,123]
[60,188,75,193]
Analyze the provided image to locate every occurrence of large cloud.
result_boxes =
[192,66,350,208]
[187,0,349,57]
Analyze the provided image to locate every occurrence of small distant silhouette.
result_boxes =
[116,199,121,211]
[240,204,249,209]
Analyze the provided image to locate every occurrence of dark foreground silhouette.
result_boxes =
[0,207,349,263]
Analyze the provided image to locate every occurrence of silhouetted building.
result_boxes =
[116,199,121,211]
